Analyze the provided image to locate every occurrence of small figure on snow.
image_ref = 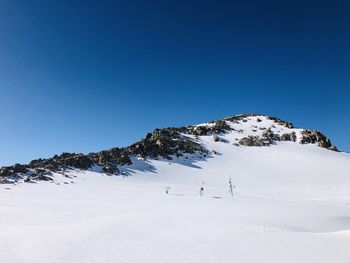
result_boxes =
[199,182,204,196]
[228,177,235,196]
[165,186,170,195]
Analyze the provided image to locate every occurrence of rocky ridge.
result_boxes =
[0,114,338,183]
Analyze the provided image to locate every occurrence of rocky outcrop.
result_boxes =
[266,116,294,129]
[238,129,298,147]
[128,128,208,159]
[0,167,11,177]
[28,153,93,171]
[13,164,27,173]
[89,147,131,173]
[224,113,263,123]
[238,128,336,151]
[30,169,53,181]
[280,132,297,142]
[181,120,232,136]
[2,126,210,180]
[262,128,281,143]
[0,177,14,184]
[0,164,27,179]
[213,134,220,142]
[300,130,337,151]
[224,114,295,129]
[239,136,267,147]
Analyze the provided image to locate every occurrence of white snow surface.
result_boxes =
[1,116,350,263]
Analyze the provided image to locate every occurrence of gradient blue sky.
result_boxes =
[0,0,349,166]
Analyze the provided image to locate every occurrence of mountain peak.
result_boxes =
[0,114,337,184]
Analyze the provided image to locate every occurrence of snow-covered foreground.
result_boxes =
[1,142,350,262]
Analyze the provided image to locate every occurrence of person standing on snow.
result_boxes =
[229,178,235,196]
[199,182,204,196]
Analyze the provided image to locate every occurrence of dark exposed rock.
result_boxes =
[29,153,93,171]
[45,163,59,171]
[182,120,232,136]
[63,154,93,170]
[281,132,297,142]
[213,134,219,142]
[300,130,337,151]
[128,128,208,159]
[89,148,131,167]
[266,116,294,129]
[224,114,294,129]
[239,130,297,147]
[224,113,264,123]
[88,148,128,174]
[32,168,49,175]
[13,163,27,173]
[239,136,266,147]
[0,177,14,184]
[33,174,53,181]
[1,164,27,177]
[102,164,119,174]
[24,177,31,182]
[0,167,11,177]
[262,128,281,143]
[329,145,338,151]
[30,168,53,181]
[29,158,57,171]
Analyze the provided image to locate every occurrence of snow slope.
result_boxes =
[1,115,350,263]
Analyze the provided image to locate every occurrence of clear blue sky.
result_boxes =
[0,0,349,166]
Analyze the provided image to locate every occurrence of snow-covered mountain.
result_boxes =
[1,114,350,263]
[0,114,339,183]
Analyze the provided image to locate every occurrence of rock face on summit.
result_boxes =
[0,114,338,184]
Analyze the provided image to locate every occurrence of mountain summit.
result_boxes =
[0,114,338,184]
